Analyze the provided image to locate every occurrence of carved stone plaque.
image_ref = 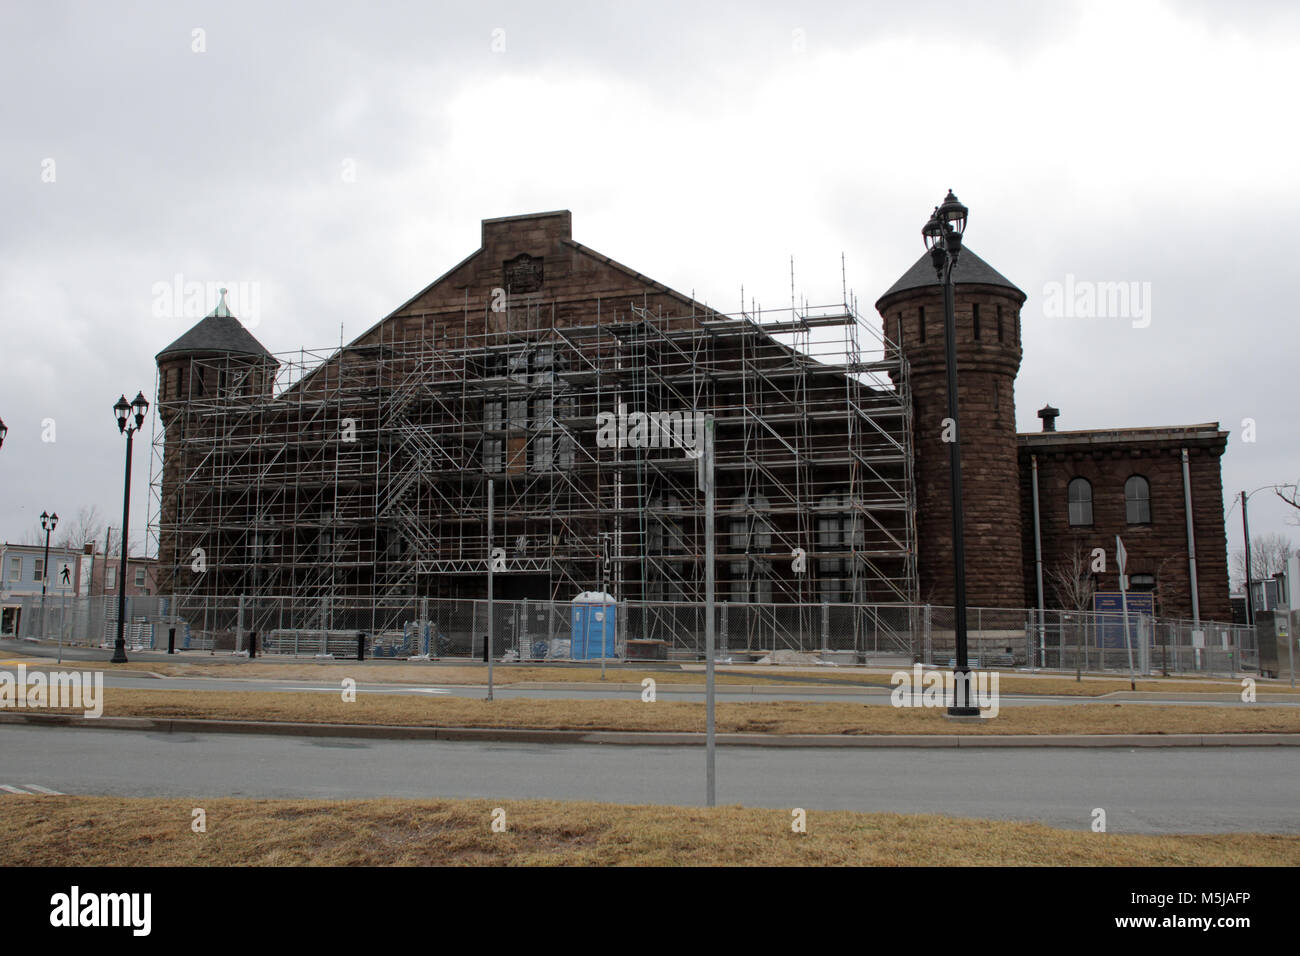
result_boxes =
[504,253,543,293]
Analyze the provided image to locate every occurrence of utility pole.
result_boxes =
[702,415,716,807]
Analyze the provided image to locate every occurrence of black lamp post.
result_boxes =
[40,510,58,637]
[923,190,979,716]
[111,391,149,664]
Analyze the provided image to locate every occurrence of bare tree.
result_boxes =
[1279,483,1300,525]
[56,505,105,551]
[100,526,147,558]
[1231,532,1293,589]
[1047,544,1097,612]
[1149,552,1182,617]
[17,520,46,546]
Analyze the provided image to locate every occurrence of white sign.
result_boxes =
[54,560,74,590]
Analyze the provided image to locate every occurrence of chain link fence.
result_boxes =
[12,594,173,650]
[8,593,1258,676]
[1022,609,1257,678]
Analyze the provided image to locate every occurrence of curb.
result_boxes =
[2,712,1298,748]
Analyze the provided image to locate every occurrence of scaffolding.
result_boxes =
[148,286,917,642]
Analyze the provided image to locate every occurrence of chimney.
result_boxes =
[1038,404,1060,432]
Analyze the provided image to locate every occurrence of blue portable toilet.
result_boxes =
[570,591,617,659]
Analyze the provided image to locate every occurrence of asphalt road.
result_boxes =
[3,724,1296,833]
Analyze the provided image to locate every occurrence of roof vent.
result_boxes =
[1038,404,1060,432]
[209,287,233,318]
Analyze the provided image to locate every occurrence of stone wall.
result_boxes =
[1019,430,1231,621]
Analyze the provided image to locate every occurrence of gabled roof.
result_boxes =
[156,289,274,361]
[876,247,1025,307]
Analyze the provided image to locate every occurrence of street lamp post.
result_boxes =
[40,511,58,638]
[1242,490,1254,627]
[923,190,980,717]
[111,392,149,664]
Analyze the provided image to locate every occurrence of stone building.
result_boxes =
[152,211,915,640]
[1019,419,1230,620]
[150,209,1231,637]
[874,251,1230,622]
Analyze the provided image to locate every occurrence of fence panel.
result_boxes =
[8,593,1260,675]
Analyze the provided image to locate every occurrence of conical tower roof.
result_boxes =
[875,247,1025,309]
[156,288,275,361]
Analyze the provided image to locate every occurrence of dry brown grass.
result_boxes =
[2,796,1295,866]
[40,687,1300,735]
[109,661,757,685]
[92,659,1298,697]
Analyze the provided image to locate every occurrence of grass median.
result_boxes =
[3,796,1296,866]
[37,687,1300,735]
[103,659,1297,697]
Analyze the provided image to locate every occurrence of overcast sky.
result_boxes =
[1,0,1296,571]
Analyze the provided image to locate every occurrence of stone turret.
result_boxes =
[876,249,1028,608]
[154,290,277,594]
[156,288,276,417]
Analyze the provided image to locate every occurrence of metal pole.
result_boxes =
[1289,556,1300,689]
[1180,449,1200,625]
[1284,606,1295,690]
[599,533,606,682]
[112,429,133,663]
[1118,535,1135,691]
[941,255,975,714]
[1290,615,1296,690]
[40,525,51,641]
[1074,615,1081,682]
[1030,455,1045,668]
[57,566,65,664]
[1242,491,1254,627]
[703,415,716,807]
[487,479,494,701]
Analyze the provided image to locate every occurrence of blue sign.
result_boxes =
[1092,591,1154,648]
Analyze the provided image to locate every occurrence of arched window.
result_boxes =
[1067,478,1093,526]
[1125,475,1151,524]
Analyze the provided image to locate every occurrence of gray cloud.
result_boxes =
[1,0,1296,563]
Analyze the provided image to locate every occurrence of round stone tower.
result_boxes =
[876,250,1027,609]
[154,289,276,596]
